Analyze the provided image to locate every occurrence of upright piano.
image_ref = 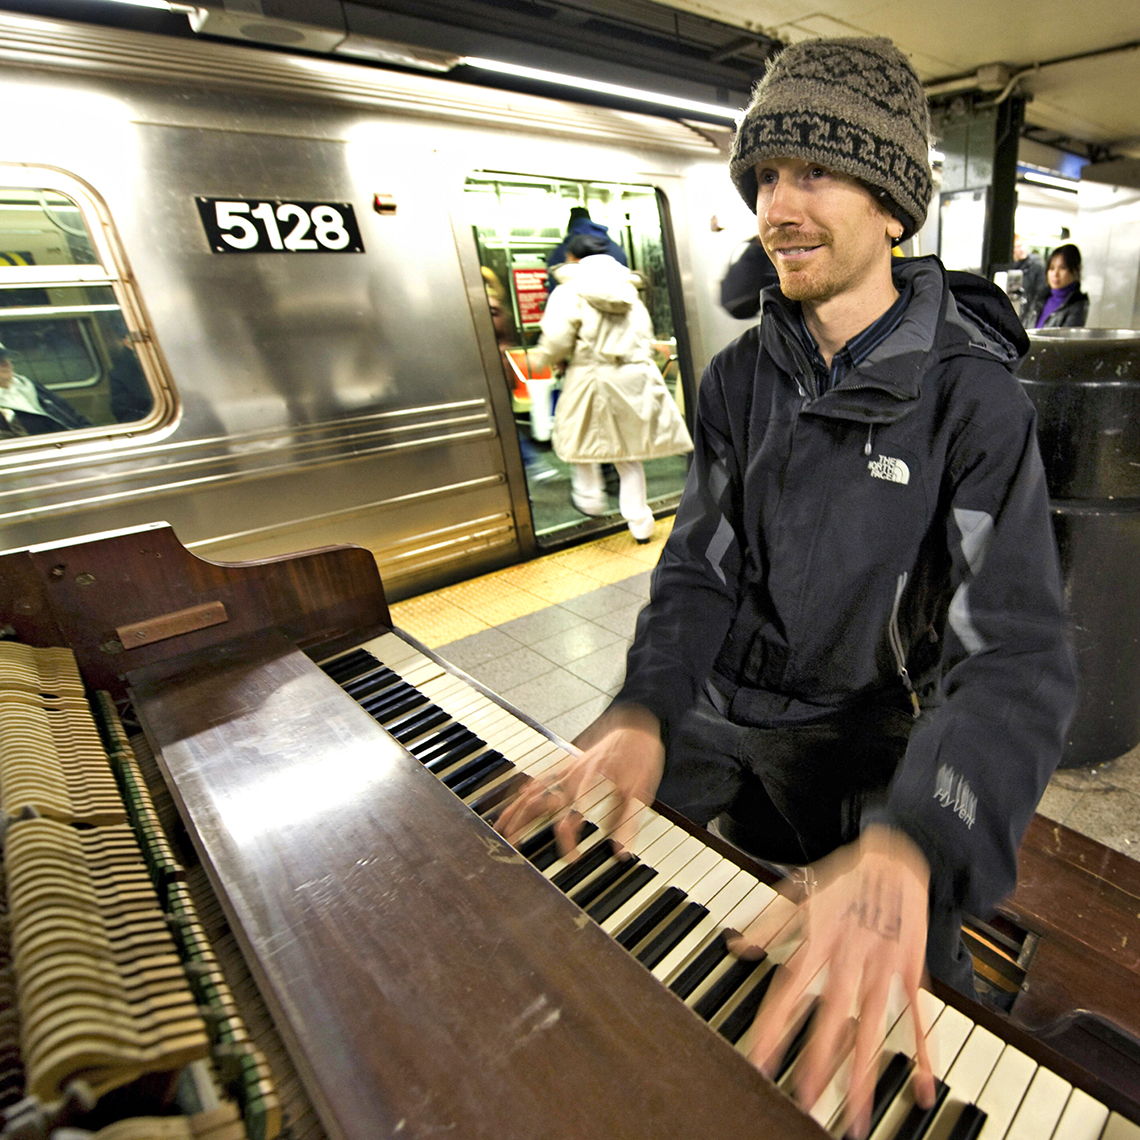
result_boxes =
[1,522,1139,1140]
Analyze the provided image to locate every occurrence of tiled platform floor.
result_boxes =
[389,517,1140,863]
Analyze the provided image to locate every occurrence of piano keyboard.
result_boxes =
[321,630,1140,1140]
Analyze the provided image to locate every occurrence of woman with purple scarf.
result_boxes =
[1024,243,1090,329]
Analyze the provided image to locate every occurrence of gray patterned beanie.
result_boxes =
[729,37,933,240]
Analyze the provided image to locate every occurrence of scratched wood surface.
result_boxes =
[130,632,824,1140]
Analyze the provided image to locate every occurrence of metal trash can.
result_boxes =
[1018,328,1140,768]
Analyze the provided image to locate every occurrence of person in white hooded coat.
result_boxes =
[527,236,693,541]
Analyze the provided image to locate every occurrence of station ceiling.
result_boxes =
[658,0,1140,159]
[343,0,1139,160]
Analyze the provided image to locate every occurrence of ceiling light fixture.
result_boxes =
[1020,170,1080,191]
[461,56,742,123]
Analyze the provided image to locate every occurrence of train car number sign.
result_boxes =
[196,198,364,253]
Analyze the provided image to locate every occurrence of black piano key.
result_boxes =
[362,687,425,720]
[423,735,484,773]
[669,932,733,999]
[450,757,515,801]
[586,865,658,923]
[531,822,601,873]
[692,956,768,1022]
[892,1078,949,1140]
[570,856,643,908]
[408,722,470,759]
[469,773,528,818]
[322,649,380,682]
[442,750,507,790]
[945,1104,987,1140]
[614,886,687,950]
[636,902,709,970]
[387,705,450,743]
[773,1003,817,1080]
[549,835,616,892]
[343,668,401,698]
[719,965,778,1044]
[862,1052,913,1139]
[517,823,559,860]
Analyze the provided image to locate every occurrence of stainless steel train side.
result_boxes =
[0,10,757,599]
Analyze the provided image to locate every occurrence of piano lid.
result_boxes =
[128,631,826,1140]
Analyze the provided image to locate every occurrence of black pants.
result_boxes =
[656,687,975,995]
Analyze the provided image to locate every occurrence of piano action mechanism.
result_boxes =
[1,522,1139,1139]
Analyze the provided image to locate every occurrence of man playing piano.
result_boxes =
[498,35,1076,1138]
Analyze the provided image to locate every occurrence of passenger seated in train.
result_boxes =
[108,334,154,422]
[499,35,1076,1136]
[0,341,91,437]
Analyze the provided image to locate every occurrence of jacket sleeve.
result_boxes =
[613,356,749,732]
[873,387,1077,917]
[525,284,581,371]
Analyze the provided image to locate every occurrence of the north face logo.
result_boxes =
[868,455,910,485]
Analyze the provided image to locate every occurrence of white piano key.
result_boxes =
[974,1045,1037,1140]
[864,997,957,1140]
[922,1025,1004,1140]
[360,631,432,670]
[1050,1088,1110,1140]
[1002,1066,1072,1140]
[927,1004,974,1081]
[651,870,759,984]
[1101,1112,1140,1140]
[598,834,711,936]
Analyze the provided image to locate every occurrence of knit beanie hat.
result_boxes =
[729,37,933,240]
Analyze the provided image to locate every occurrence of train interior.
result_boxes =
[464,172,690,541]
[0,188,155,433]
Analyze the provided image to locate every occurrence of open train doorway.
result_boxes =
[464,172,692,547]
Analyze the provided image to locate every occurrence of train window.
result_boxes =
[465,172,689,543]
[0,176,162,442]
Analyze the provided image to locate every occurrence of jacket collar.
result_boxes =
[758,257,1027,423]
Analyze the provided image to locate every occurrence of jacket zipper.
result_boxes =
[889,572,921,718]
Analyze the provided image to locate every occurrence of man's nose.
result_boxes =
[762,178,804,227]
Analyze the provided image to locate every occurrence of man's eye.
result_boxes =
[808,166,828,179]
[757,170,777,185]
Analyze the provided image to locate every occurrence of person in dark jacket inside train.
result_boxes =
[0,341,90,436]
[498,35,1076,1136]
[1012,234,1047,323]
[1025,243,1089,329]
[544,206,627,291]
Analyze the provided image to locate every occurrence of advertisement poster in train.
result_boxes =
[511,268,548,325]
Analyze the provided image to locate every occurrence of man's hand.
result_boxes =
[494,709,664,860]
[743,826,936,1138]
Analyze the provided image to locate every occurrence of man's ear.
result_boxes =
[886,217,905,241]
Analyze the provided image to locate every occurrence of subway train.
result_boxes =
[0,8,770,600]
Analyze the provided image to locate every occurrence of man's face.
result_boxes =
[0,357,12,388]
[1013,237,1028,262]
[754,157,898,305]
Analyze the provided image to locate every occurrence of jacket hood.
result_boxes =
[554,253,638,314]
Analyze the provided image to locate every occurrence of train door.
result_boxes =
[463,172,692,547]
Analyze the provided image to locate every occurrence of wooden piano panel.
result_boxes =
[128,631,825,1140]
[0,523,389,698]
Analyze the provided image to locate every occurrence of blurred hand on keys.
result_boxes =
[495,706,664,861]
[735,826,937,1139]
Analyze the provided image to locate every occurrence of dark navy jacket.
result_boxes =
[616,256,1077,917]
